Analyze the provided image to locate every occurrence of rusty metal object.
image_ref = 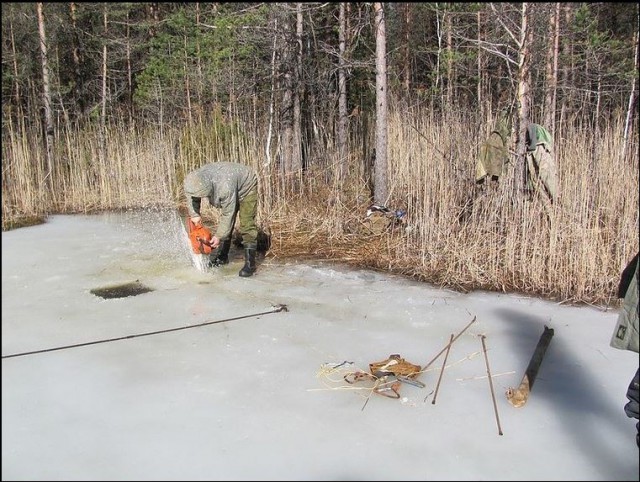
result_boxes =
[369,354,421,379]
[344,354,424,399]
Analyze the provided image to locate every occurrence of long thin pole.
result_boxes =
[480,334,503,435]
[432,333,454,405]
[421,315,477,373]
[2,304,289,360]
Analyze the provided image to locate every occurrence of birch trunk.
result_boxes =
[100,5,108,136]
[293,3,303,176]
[373,2,388,205]
[515,2,532,197]
[477,9,484,123]
[37,2,54,184]
[337,2,348,181]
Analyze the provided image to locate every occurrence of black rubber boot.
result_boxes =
[208,238,231,268]
[238,247,257,277]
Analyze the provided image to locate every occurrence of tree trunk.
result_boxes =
[126,9,133,122]
[36,2,54,185]
[477,8,483,123]
[402,3,411,97]
[265,16,278,200]
[148,3,159,38]
[445,5,453,107]
[195,2,204,117]
[183,33,193,125]
[280,10,295,190]
[515,2,532,197]
[434,5,443,112]
[292,3,303,177]
[337,2,348,181]
[70,2,85,120]
[558,3,573,139]
[591,71,602,169]
[373,2,388,205]
[543,2,560,135]
[623,18,639,163]
[101,5,108,135]
[9,8,21,114]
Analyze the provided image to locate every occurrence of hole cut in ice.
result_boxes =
[90,281,154,299]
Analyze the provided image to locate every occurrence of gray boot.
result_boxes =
[239,246,257,277]
[208,238,231,267]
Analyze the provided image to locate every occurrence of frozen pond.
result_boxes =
[2,210,638,481]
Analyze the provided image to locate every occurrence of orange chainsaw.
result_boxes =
[186,217,214,255]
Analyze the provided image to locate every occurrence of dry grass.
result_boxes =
[2,108,637,306]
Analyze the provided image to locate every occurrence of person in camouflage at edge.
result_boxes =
[184,162,259,277]
[610,252,640,448]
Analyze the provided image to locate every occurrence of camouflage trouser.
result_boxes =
[624,367,640,447]
[625,367,640,420]
[238,188,258,249]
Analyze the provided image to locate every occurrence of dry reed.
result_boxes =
[1,108,637,306]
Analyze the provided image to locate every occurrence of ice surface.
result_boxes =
[2,210,638,481]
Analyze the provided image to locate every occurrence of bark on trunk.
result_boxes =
[543,3,560,134]
[515,2,532,198]
[37,2,54,183]
[337,2,348,181]
[623,21,639,163]
[373,2,388,205]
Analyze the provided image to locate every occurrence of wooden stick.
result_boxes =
[480,334,503,436]
[421,316,477,374]
[432,333,454,405]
